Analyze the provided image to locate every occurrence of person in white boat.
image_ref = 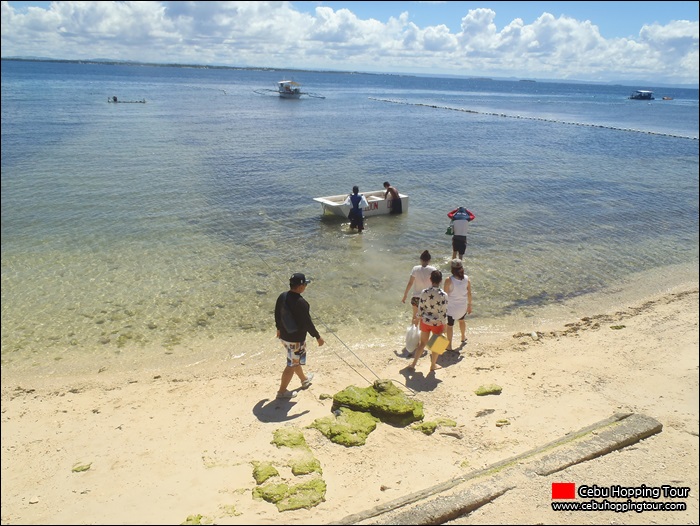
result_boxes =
[343,186,369,233]
[444,259,472,351]
[402,250,436,325]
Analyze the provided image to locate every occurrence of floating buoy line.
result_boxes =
[369,97,698,141]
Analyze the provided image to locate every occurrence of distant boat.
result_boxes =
[108,96,146,103]
[662,96,674,100]
[253,80,325,99]
[629,90,654,100]
[276,80,302,99]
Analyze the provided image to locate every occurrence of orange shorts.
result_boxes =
[420,321,444,334]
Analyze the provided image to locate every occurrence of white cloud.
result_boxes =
[1,1,697,85]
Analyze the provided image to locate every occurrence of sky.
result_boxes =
[1,1,698,86]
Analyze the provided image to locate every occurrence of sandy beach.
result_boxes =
[1,280,698,525]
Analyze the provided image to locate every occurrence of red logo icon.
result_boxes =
[552,482,576,499]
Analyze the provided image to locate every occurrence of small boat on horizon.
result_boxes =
[629,90,654,100]
[108,96,146,103]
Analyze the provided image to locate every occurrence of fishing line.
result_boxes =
[247,212,417,396]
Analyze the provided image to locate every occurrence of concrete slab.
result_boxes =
[332,413,662,525]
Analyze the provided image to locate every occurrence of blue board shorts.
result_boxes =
[280,339,307,367]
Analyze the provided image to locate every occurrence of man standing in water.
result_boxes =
[448,206,475,259]
[344,185,369,233]
[383,181,402,214]
[275,272,325,399]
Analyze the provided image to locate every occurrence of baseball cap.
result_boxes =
[450,259,463,268]
[290,272,311,286]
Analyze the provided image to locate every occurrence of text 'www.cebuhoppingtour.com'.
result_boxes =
[550,483,689,512]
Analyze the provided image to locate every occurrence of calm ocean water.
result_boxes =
[2,60,698,377]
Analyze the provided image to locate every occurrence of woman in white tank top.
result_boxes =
[444,259,472,351]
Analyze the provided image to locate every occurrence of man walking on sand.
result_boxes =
[274,272,325,399]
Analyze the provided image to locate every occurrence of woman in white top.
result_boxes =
[401,250,436,325]
[443,259,472,351]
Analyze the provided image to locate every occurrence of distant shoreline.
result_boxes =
[2,57,697,89]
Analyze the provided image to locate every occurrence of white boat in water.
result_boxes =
[253,80,325,99]
[277,80,302,99]
[629,90,654,100]
[313,189,408,217]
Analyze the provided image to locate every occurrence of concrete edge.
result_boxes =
[332,412,662,525]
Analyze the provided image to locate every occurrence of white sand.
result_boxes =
[1,282,697,525]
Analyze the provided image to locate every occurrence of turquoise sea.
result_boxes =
[2,59,698,378]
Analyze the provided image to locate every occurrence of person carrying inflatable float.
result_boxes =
[447,206,475,259]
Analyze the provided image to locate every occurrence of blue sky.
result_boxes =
[2,1,698,85]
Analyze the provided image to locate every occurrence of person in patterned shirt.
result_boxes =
[408,269,448,372]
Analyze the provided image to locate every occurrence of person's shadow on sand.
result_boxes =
[436,350,464,368]
[252,398,310,423]
[398,367,442,392]
[394,346,417,359]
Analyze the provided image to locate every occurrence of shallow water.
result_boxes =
[2,60,698,378]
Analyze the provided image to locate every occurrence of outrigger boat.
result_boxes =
[313,189,408,217]
[253,80,325,99]
[277,80,302,99]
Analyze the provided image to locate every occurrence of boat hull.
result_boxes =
[313,190,408,218]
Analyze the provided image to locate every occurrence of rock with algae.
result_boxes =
[411,417,458,435]
[289,454,323,476]
[257,426,326,512]
[180,514,204,525]
[71,462,92,473]
[331,379,423,426]
[268,426,322,475]
[219,504,240,517]
[253,478,327,512]
[308,407,380,447]
[271,427,311,451]
[252,461,279,484]
[475,384,502,396]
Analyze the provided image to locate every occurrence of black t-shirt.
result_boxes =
[275,290,320,342]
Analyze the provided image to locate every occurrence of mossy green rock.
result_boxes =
[253,478,327,511]
[289,454,323,476]
[252,461,279,484]
[71,462,92,473]
[331,379,423,426]
[271,427,310,451]
[412,417,457,435]
[475,384,502,396]
[309,407,379,447]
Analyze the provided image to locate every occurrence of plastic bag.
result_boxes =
[405,324,420,353]
[445,223,454,236]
